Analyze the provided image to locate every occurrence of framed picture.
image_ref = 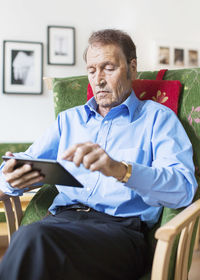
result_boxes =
[3,40,43,94]
[174,48,185,67]
[188,49,198,67]
[158,46,170,65]
[47,26,75,65]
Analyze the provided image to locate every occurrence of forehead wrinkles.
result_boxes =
[86,44,124,67]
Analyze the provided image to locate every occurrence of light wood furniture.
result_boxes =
[0,188,38,243]
[151,199,200,280]
[0,191,200,279]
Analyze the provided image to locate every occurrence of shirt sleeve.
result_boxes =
[125,109,198,208]
[0,115,62,196]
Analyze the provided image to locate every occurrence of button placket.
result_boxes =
[97,120,111,149]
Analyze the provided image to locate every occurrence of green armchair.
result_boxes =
[1,68,200,280]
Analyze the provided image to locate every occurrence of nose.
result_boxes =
[96,70,106,87]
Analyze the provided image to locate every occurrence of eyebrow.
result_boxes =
[87,61,116,70]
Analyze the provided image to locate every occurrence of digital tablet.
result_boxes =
[2,156,83,188]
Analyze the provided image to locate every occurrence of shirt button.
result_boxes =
[86,187,90,191]
[104,121,108,124]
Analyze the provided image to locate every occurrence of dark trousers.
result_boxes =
[0,206,148,280]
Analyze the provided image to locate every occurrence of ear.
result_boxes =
[130,59,137,72]
[129,59,137,81]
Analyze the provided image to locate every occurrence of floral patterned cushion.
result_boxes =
[132,79,181,114]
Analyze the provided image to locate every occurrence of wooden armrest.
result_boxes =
[2,196,20,243]
[0,186,41,243]
[0,189,8,201]
[151,199,200,280]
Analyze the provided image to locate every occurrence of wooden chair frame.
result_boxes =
[0,186,39,243]
[151,199,200,280]
[1,192,200,279]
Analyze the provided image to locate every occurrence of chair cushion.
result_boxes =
[132,79,181,114]
[53,76,88,118]
[20,184,58,225]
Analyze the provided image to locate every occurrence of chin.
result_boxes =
[97,97,109,105]
[98,99,113,107]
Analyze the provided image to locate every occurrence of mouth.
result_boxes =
[96,90,111,95]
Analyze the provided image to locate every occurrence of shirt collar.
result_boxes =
[84,97,98,123]
[122,90,140,121]
[83,90,140,123]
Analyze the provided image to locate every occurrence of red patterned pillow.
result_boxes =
[87,70,182,115]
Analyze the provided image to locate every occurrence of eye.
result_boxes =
[87,68,96,74]
[105,64,115,72]
[105,67,114,71]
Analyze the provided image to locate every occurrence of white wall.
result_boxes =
[0,0,200,142]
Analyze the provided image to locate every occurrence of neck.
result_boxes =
[97,106,111,117]
[97,90,132,117]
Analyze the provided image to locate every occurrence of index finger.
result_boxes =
[61,144,80,160]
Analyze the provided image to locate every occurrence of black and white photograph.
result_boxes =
[158,46,170,65]
[3,41,43,94]
[174,48,184,66]
[188,49,199,67]
[47,26,75,65]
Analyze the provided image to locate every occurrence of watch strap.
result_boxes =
[119,161,132,183]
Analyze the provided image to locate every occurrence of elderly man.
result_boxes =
[0,29,197,280]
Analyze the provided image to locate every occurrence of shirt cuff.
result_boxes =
[0,170,24,196]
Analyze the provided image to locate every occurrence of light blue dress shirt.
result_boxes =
[0,91,197,226]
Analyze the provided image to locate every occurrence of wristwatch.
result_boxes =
[119,161,132,183]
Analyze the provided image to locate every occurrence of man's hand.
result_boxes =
[61,142,127,181]
[2,152,44,189]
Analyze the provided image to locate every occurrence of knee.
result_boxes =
[11,222,50,245]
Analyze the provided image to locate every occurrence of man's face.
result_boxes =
[86,43,137,113]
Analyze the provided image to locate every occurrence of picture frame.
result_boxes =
[188,49,199,67]
[158,46,170,65]
[174,48,185,67]
[3,40,43,95]
[47,26,75,65]
[155,41,200,70]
